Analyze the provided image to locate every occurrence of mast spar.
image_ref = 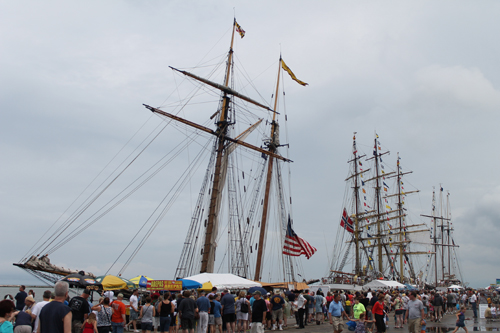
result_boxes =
[254,57,282,281]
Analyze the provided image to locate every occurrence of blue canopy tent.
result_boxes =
[180,279,202,290]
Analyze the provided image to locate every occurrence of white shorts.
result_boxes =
[237,312,249,321]
[250,322,264,333]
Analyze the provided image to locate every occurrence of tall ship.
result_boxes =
[326,133,433,286]
[420,187,465,287]
[14,19,309,286]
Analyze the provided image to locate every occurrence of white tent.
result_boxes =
[183,273,261,290]
[363,280,405,290]
[448,285,464,289]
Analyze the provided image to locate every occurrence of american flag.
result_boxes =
[282,217,317,259]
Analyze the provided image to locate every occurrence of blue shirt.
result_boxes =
[213,300,222,318]
[196,296,210,312]
[249,296,255,307]
[329,300,344,317]
[220,294,235,314]
[271,295,285,310]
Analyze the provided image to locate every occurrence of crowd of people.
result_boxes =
[1,283,497,333]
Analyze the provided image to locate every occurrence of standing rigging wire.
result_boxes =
[36,117,176,257]
[29,58,221,260]
[46,125,210,257]
[116,136,213,276]
[20,113,156,263]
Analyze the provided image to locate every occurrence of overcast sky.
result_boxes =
[2,1,500,288]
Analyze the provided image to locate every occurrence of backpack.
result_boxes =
[240,300,249,313]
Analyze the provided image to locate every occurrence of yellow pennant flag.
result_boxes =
[281,59,308,86]
[235,21,245,38]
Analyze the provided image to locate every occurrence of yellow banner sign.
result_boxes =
[147,280,182,291]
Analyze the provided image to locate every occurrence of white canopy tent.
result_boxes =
[448,285,464,289]
[363,280,405,290]
[183,273,261,290]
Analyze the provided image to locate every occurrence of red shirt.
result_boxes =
[372,301,384,315]
[111,300,126,323]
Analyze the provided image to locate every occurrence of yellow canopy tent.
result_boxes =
[96,275,137,291]
[198,281,213,291]
[258,281,309,290]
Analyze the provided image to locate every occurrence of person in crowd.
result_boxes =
[91,296,113,333]
[196,291,210,333]
[0,299,16,333]
[450,306,468,333]
[405,291,425,333]
[68,289,91,333]
[469,292,477,319]
[220,289,236,333]
[39,281,72,333]
[126,289,140,333]
[139,296,155,333]
[270,291,284,331]
[14,286,27,312]
[150,294,160,333]
[158,292,174,333]
[212,294,222,333]
[364,305,373,333]
[353,312,369,333]
[81,312,98,333]
[307,292,315,324]
[250,291,267,333]
[32,290,51,333]
[22,295,36,320]
[303,291,311,326]
[328,294,349,333]
[353,297,366,322]
[170,294,178,333]
[111,293,126,333]
[392,293,403,329]
[314,291,325,325]
[372,294,386,333]
[178,291,198,333]
[282,292,290,327]
[236,291,250,333]
[295,291,306,329]
[13,306,32,333]
[432,292,443,322]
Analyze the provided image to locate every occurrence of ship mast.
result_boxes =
[254,57,282,281]
[200,20,237,273]
[353,134,361,276]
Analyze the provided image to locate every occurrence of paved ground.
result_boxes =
[279,309,500,333]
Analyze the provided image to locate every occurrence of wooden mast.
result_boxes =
[397,153,404,282]
[373,136,383,274]
[254,57,282,281]
[353,134,360,276]
[200,20,237,273]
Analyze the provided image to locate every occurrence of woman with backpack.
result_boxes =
[235,291,250,333]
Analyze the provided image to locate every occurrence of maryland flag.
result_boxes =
[235,21,245,38]
[281,59,308,86]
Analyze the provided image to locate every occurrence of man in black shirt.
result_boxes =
[177,290,198,333]
[68,289,91,333]
[39,281,72,333]
[251,291,267,333]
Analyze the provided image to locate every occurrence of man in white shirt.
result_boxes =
[31,290,51,333]
[127,289,140,332]
[470,292,477,319]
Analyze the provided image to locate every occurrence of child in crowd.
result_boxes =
[353,313,371,333]
[82,312,98,333]
[451,307,468,333]
[420,318,426,333]
[365,305,374,333]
